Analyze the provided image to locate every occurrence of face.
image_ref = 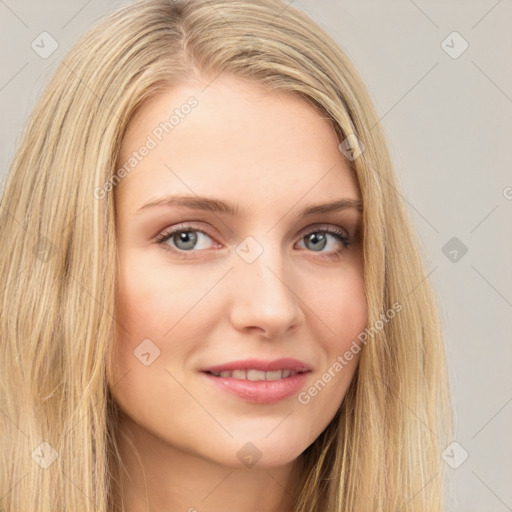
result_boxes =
[111,73,367,469]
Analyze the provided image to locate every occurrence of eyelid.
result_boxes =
[297,222,349,239]
[155,221,350,243]
[154,221,355,260]
[154,222,220,246]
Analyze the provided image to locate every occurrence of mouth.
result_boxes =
[204,368,307,380]
[200,358,312,404]
[201,357,311,375]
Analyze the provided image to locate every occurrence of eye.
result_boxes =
[295,225,353,259]
[154,223,354,259]
[155,224,219,258]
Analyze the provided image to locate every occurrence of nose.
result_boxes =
[228,242,305,339]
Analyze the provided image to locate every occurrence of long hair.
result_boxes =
[0,0,453,510]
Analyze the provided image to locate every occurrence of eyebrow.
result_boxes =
[135,194,363,217]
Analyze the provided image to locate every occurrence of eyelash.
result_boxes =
[154,223,354,260]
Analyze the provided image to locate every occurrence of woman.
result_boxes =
[0,0,453,511]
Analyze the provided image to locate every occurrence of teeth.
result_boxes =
[246,369,266,381]
[265,370,283,380]
[209,369,300,380]
[231,369,247,379]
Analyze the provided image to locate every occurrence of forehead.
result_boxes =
[116,74,361,214]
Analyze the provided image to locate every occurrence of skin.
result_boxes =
[111,73,367,512]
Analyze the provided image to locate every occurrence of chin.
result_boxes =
[204,433,312,470]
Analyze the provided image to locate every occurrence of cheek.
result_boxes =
[114,251,179,376]
[311,260,367,347]
[294,267,365,440]
[115,248,207,335]
[301,261,366,397]
[111,254,208,432]
[113,250,225,375]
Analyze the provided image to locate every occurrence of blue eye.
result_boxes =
[155,224,354,259]
[155,226,217,258]
[162,229,213,251]
[298,228,352,253]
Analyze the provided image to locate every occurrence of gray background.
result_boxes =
[1,1,511,510]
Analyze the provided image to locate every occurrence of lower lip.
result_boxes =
[201,371,310,404]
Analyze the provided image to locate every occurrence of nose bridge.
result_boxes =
[229,234,302,336]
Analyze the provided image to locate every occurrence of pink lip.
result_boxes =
[200,358,312,404]
[201,357,312,373]
[201,371,310,404]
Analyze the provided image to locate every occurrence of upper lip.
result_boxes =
[201,358,312,373]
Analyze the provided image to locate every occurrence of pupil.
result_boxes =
[306,233,326,251]
[174,231,197,250]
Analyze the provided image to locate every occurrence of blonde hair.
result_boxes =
[0,0,453,510]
